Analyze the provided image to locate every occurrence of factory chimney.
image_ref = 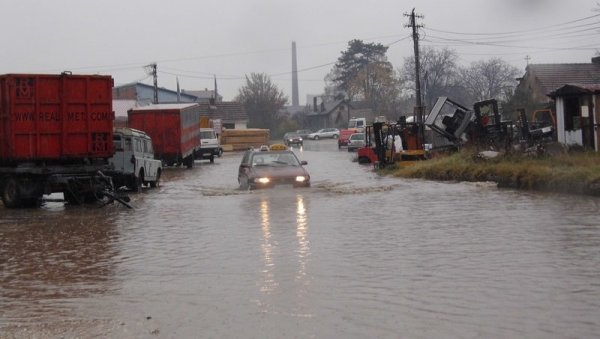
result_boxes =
[291,41,299,107]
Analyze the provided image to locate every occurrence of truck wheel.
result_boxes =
[185,156,194,169]
[2,176,22,208]
[210,155,215,163]
[150,170,161,188]
[217,149,223,157]
[63,189,80,205]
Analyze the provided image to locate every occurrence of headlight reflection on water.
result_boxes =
[296,195,310,280]
[260,198,276,293]
[258,194,311,295]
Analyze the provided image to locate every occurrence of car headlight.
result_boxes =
[295,176,307,182]
[257,177,270,184]
[299,138,303,141]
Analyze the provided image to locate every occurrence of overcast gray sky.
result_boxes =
[1,0,598,105]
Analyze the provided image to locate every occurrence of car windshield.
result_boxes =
[251,152,300,167]
[350,134,364,140]
[285,133,300,138]
[200,131,215,139]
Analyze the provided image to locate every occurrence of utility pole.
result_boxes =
[145,63,158,104]
[405,8,424,146]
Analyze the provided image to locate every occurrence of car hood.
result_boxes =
[251,165,308,178]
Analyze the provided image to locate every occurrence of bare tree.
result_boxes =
[400,47,461,110]
[458,58,521,105]
[236,73,288,131]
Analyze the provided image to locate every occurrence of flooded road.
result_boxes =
[1,139,600,338]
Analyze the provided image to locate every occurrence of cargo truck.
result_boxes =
[196,127,222,163]
[128,103,201,168]
[0,73,129,208]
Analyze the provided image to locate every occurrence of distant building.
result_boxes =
[516,57,600,151]
[113,82,201,103]
[197,102,248,130]
[549,84,600,151]
[181,89,222,103]
[113,83,247,129]
[516,57,600,105]
[303,98,375,130]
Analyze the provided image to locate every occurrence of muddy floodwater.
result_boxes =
[1,139,600,338]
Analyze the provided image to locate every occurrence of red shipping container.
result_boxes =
[0,73,114,162]
[127,103,201,165]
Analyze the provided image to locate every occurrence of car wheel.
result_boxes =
[150,170,161,188]
[314,135,319,140]
[217,149,223,157]
[239,176,249,190]
[333,134,339,139]
[134,171,144,192]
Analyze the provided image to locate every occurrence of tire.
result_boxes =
[150,170,161,188]
[239,176,249,190]
[185,155,194,169]
[2,176,22,208]
[333,134,339,139]
[129,171,143,192]
[135,174,143,192]
[314,135,319,140]
[63,189,81,205]
[209,155,215,163]
[217,149,223,157]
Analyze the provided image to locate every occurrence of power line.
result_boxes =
[425,13,600,36]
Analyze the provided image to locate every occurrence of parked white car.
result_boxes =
[347,133,366,152]
[307,128,340,140]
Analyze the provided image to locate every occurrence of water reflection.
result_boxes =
[258,193,312,297]
[0,210,119,325]
[260,197,276,293]
[295,195,310,280]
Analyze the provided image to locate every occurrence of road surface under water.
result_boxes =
[1,139,599,338]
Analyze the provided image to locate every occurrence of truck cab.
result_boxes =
[348,117,366,132]
[110,127,162,191]
[196,128,223,163]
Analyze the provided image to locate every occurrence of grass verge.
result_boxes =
[383,150,600,196]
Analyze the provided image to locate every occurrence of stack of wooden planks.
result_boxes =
[221,129,270,151]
